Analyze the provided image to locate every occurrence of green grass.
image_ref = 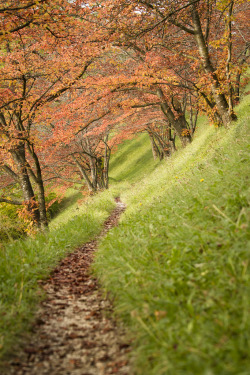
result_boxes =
[0,189,117,361]
[0,133,160,364]
[93,97,250,374]
[109,132,160,183]
[0,94,249,374]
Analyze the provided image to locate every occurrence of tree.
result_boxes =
[1,0,248,232]
[0,0,104,228]
[45,118,113,193]
[0,0,50,37]
[90,0,249,126]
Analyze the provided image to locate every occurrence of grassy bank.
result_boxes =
[0,190,117,360]
[0,94,249,374]
[94,97,250,374]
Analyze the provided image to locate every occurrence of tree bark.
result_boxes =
[103,134,111,189]
[72,155,96,192]
[28,146,48,229]
[191,6,237,126]
[11,144,40,226]
[148,131,160,159]
[234,44,249,103]
[225,1,234,116]
[85,138,98,190]
[156,88,191,146]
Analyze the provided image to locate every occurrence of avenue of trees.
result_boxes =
[0,0,249,229]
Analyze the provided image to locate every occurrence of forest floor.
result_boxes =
[3,198,132,375]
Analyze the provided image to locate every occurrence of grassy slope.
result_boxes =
[93,97,250,374]
[0,95,249,373]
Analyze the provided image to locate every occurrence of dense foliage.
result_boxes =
[1,0,249,230]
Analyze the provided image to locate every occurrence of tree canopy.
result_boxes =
[0,0,249,228]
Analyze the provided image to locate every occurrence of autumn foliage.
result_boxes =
[0,0,249,229]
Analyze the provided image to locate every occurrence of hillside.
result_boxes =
[0,94,249,374]
[94,95,250,374]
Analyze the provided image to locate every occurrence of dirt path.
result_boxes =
[5,198,132,375]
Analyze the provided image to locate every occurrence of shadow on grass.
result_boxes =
[110,148,160,183]
[109,134,149,171]
[48,191,83,220]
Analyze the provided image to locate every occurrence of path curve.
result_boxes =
[5,198,131,375]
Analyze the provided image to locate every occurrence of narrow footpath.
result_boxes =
[5,198,131,375]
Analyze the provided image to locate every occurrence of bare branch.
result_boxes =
[0,20,32,36]
[0,198,22,205]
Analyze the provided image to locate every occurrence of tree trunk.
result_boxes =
[191,6,237,126]
[154,132,170,158]
[189,95,199,135]
[89,157,98,190]
[29,147,48,229]
[225,1,234,116]
[156,88,191,146]
[148,130,160,160]
[234,44,249,104]
[103,135,111,189]
[11,145,40,226]
[85,138,98,190]
[72,155,96,192]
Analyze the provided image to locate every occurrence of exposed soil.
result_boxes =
[4,198,132,375]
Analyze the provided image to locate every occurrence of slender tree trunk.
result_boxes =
[36,184,47,230]
[89,157,98,190]
[196,88,223,125]
[11,145,40,226]
[147,130,160,159]
[191,6,237,126]
[226,1,234,116]
[85,138,98,190]
[235,71,241,104]
[147,125,173,159]
[97,160,105,190]
[30,147,48,229]
[154,132,170,158]
[72,155,96,192]
[168,128,176,153]
[234,44,249,103]
[189,95,199,135]
[103,135,110,189]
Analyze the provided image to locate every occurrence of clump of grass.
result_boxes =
[94,98,250,374]
[0,203,26,243]
[0,189,116,360]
